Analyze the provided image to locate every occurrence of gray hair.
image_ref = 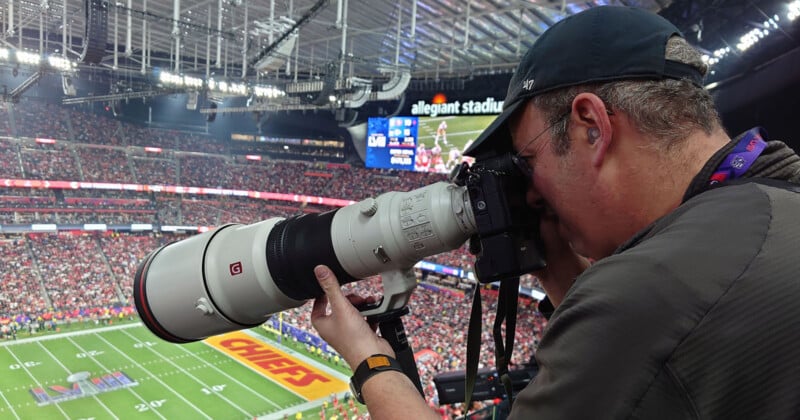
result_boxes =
[531,36,722,155]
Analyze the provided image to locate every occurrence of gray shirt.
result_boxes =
[511,137,800,419]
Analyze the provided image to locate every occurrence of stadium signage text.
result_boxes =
[205,332,347,400]
[410,97,504,117]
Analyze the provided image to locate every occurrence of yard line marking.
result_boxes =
[35,342,121,420]
[75,334,206,420]
[116,329,253,418]
[0,323,142,347]
[172,343,281,409]
[3,346,69,419]
[0,388,20,420]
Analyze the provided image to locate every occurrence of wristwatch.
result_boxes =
[349,354,403,404]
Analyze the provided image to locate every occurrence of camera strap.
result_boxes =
[464,277,520,415]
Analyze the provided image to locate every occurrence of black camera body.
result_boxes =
[433,362,539,404]
[453,153,546,283]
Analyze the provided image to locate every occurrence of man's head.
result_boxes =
[467,6,727,259]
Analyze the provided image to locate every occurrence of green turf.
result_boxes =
[417,115,497,152]
[0,324,337,419]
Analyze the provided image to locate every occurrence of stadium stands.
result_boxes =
[0,98,548,412]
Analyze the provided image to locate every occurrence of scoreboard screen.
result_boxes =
[365,115,495,173]
[365,116,419,171]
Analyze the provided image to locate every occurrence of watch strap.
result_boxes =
[349,354,403,404]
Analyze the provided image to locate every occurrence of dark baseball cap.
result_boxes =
[464,6,704,158]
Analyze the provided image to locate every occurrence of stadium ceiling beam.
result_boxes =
[249,0,329,68]
[61,89,182,105]
[2,71,44,103]
[109,2,237,40]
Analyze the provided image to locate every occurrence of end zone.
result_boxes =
[205,332,347,400]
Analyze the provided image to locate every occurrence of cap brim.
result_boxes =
[463,99,525,158]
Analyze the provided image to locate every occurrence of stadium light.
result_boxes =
[699,9,788,68]
[789,1,800,21]
[47,55,77,72]
[15,51,41,65]
[207,78,247,95]
[253,85,285,98]
[159,71,204,88]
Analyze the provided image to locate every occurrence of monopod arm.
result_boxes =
[358,268,417,317]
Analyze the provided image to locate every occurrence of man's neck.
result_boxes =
[651,127,731,214]
[616,127,730,241]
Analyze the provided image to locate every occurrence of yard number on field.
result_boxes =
[201,384,227,395]
[135,400,167,412]
[76,350,105,358]
[9,361,42,369]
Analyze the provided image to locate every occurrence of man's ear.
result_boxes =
[570,92,613,168]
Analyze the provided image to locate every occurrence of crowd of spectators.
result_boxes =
[178,154,230,187]
[20,145,82,180]
[180,199,221,226]
[0,138,23,178]
[8,99,224,154]
[1,136,448,203]
[76,145,133,182]
[26,233,124,312]
[98,233,166,302]
[0,237,50,315]
[12,100,71,140]
[68,105,124,146]
[131,155,179,185]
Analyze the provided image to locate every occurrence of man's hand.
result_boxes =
[310,265,395,369]
[533,212,591,308]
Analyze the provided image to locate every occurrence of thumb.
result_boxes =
[314,265,347,307]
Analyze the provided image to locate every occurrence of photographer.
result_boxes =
[310,6,800,419]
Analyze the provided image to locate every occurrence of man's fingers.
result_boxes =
[314,265,348,308]
[310,294,329,319]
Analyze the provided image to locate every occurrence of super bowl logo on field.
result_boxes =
[29,371,138,406]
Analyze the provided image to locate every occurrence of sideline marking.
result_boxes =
[0,323,141,347]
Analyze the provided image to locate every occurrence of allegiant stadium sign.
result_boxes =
[410,97,504,117]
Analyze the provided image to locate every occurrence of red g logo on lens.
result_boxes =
[229,262,243,276]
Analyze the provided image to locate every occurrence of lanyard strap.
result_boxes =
[709,128,767,185]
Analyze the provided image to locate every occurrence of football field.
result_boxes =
[0,324,351,419]
[418,115,497,151]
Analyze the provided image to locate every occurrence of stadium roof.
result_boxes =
[2,0,799,126]
[4,0,669,80]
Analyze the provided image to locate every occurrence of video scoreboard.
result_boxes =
[365,116,419,171]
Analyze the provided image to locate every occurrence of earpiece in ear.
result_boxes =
[588,127,600,144]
